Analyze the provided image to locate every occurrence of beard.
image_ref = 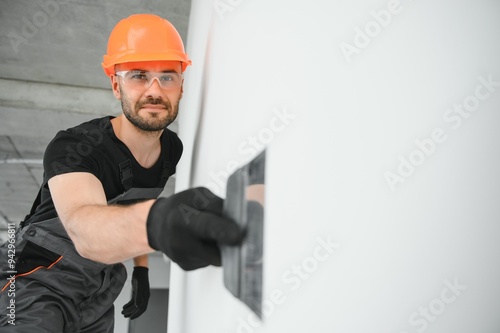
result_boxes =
[120,87,180,133]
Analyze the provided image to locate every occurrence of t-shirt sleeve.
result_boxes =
[43,130,101,181]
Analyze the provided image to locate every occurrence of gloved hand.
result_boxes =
[121,266,150,319]
[146,187,243,271]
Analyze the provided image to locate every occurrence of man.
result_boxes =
[0,14,241,332]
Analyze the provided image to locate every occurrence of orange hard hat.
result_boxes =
[102,14,192,76]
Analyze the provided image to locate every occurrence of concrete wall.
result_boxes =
[170,0,500,332]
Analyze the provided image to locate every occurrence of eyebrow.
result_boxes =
[130,69,180,73]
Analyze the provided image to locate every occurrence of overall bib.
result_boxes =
[0,123,171,332]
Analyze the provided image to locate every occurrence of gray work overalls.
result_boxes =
[0,123,171,332]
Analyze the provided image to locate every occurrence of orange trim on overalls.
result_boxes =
[1,255,63,292]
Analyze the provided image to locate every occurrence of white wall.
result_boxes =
[170,1,500,332]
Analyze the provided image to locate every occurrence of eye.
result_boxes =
[159,74,177,82]
[128,71,148,80]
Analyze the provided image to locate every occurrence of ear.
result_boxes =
[110,75,121,100]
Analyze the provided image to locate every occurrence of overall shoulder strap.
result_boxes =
[158,159,171,188]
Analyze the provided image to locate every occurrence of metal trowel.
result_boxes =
[221,150,265,319]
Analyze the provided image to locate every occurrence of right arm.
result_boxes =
[49,172,155,264]
[50,171,243,269]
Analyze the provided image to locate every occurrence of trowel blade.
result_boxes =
[221,150,265,319]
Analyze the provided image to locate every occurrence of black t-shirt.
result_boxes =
[27,116,183,224]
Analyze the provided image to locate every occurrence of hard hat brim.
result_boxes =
[102,51,192,76]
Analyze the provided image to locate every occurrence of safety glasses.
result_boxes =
[115,70,183,90]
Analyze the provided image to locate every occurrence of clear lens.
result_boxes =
[115,70,182,90]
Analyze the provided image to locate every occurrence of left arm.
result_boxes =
[123,254,150,319]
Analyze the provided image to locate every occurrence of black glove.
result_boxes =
[121,266,150,319]
[146,187,243,271]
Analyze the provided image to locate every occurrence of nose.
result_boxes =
[144,77,163,98]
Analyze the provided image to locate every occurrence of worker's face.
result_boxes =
[110,61,184,132]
